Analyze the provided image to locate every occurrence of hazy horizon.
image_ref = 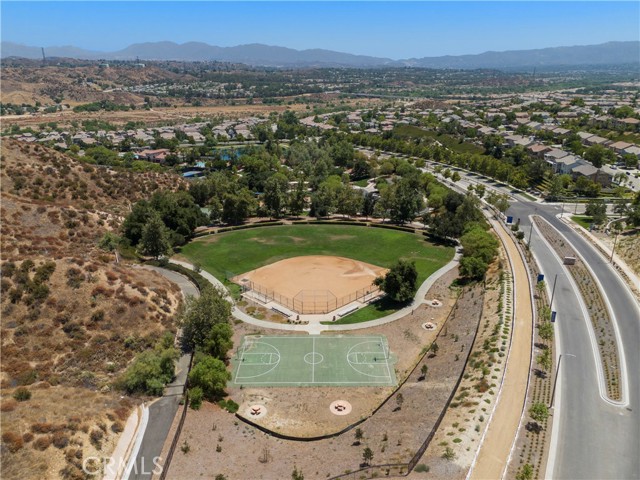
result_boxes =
[2,1,638,60]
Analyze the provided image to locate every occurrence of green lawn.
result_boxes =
[322,296,403,324]
[352,178,370,187]
[571,216,593,229]
[180,225,453,320]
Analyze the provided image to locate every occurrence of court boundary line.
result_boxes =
[234,334,395,386]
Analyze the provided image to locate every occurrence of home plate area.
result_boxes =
[232,334,397,387]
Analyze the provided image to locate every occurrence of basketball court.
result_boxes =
[232,334,397,387]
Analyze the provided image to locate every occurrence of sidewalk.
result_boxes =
[470,216,534,480]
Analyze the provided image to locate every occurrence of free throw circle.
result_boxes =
[304,352,324,365]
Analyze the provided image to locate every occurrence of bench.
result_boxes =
[337,305,359,318]
[271,306,293,318]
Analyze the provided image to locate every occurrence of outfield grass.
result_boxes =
[180,225,454,314]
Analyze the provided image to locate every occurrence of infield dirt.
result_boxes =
[233,255,387,301]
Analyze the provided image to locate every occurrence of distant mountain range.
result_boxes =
[2,40,638,70]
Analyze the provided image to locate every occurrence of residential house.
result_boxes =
[504,134,533,148]
[527,143,551,159]
[137,149,170,163]
[609,141,633,155]
[623,145,640,159]
[544,148,569,164]
[584,135,609,146]
[577,131,595,142]
[571,164,612,187]
[615,117,640,131]
[554,155,583,174]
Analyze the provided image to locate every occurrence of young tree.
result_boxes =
[362,447,374,466]
[430,342,439,356]
[420,364,428,380]
[98,232,121,252]
[139,212,172,259]
[538,321,554,343]
[537,348,552,372]
[354,428,364,445]
[291,466,304,480]
[395,393,404,410]
[373,259,418,303]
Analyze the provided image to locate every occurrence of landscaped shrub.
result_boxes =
[189,386,203,410]
[218,398,239,413]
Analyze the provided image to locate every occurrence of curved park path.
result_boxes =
[170,251,460,335]
[469,216,534,479]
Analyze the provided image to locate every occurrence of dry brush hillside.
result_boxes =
[0,64,192,105]
[0,140,187,479]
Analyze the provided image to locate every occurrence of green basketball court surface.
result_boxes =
[232,334,397,387]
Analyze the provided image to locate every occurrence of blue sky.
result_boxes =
[2,2,638,59]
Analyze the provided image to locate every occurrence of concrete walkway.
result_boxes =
[470,216,534,480]
[170,252,461,334]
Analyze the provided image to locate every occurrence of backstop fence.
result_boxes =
[240,281,382,314]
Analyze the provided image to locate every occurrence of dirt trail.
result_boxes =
[470,219,533,480]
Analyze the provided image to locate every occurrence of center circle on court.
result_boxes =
[304,352,324,365]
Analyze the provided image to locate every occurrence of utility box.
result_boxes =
[563,256,576,265]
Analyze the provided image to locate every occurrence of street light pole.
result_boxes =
[549,273,559,311]
[550,353,576,409]
[610,231,619,264]
[528,209,538,248]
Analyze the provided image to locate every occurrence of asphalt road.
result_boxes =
[415,160,639,478]
[129,267,199,480]
[508,202,640,480]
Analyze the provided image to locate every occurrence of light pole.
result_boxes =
[549,273,559,311]
[550,353,576,408]
[610,231,619,264]
[527,209,538,248]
